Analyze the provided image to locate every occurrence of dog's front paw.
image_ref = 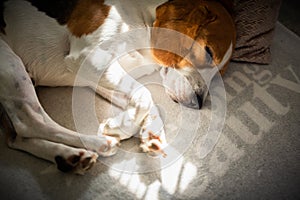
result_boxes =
[80,134,120,157]
[98,135,120,157]
[140,130,167,157]
[98,115,140,140]
[138,106,167,157]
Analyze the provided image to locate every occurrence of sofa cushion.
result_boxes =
[232,0,282,64]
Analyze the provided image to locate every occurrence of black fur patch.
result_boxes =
[27,0,78,25]
[55,155,76,172]
[1,0,79,33]
[0,0,6,33]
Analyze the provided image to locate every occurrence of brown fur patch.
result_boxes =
[152,0,236,72]
[148,131,162,143]
[55,155,75,172]
[67,0,111,37]
[150,143,160,151]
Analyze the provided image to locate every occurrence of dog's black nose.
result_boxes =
[196,94,203,109]
[171,94,203,109]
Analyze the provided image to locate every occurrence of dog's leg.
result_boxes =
[93,50,159,110]
[67,38,166,154]
[1,104,98,174]
[96,60,167,155]
[8,136,98,174]
[1,102,98,175]
[0,39,119,162]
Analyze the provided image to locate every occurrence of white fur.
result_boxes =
[0,0,168,173]
[1,0,73,86]
[1,0,167,86]
[1,0,233,172]
[66,0,167,72]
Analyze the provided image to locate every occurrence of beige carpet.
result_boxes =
[0,22,299,200]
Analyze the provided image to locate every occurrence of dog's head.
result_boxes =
[151,0,235,109]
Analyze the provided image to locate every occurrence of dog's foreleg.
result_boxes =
[97,61,167,155]
[65,38,167,154]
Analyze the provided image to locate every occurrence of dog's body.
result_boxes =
[0,0,235,173]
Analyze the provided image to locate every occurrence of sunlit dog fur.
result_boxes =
[0,0,235,174]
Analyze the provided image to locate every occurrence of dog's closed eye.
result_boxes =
[205,46,213,64]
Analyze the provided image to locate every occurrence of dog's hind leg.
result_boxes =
[0,104,98,174]
[0,39,119,165]
[9,136,98,174]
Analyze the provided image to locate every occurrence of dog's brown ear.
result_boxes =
[152,1,218,68]
[216,0,234,16]
[154,1,179,25]
[155,1,217,26]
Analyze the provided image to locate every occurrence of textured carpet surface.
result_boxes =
[0,22,299,200]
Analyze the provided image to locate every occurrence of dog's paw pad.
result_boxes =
[55,151,98,174]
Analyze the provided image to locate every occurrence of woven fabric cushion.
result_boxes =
[232,0,282,64]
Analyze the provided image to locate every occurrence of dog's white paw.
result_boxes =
[98,135,120,157]
[79,134,120,157]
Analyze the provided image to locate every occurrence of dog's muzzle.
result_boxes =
[160,67,208,109]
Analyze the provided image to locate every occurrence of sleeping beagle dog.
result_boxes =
[0,0,235,174]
